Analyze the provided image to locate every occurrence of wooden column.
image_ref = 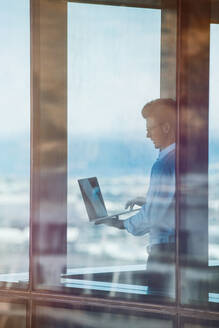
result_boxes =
[160,0,177,99]
[178,0,210,306]
[30,0,67,289]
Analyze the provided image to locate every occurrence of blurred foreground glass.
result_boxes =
[184,324,218,328]
[34,303,174,328]
[183,318,219,328]
[67,2,176,302]
[0,302,26,328]
[0,0,30,287]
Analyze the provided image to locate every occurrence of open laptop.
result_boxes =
[78,177,139,222]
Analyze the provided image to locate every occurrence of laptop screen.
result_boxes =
[78,177,108,221]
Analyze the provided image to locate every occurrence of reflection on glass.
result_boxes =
[0,0,30,286]
[209,22,219,303]
[184,321,219,328]
[35,305,173,328]
[67,3,176,301]
[0,302,26,328]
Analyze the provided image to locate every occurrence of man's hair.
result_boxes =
[141,98,176,127]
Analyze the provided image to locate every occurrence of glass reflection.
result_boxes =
[67,3,176,301]
[0,0,29,287]
[35,304,173,328]
[184,320,219,328]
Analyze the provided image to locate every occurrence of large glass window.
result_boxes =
[0,0,30,287]
[2,0,219,326]
[67,2,176,302]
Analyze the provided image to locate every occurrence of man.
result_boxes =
[97,98,176,296]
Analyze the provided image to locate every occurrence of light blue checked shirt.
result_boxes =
[124,143,175,246]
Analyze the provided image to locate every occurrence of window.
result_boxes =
[67,2,176,302]
[208,22,219,305]
[0,0,30,288]
[1,0,219,326]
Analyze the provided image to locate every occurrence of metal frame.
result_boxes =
[0,0,219,326]
[67,0,162,9]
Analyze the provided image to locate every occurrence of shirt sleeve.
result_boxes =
[123,204,150,236]
[123,150,175,237]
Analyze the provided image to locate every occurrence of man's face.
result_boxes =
[146,117,166,150]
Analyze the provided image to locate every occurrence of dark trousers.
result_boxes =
[146,243,175,297]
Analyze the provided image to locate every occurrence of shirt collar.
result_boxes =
[158,143,175,160]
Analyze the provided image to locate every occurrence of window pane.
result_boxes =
[0,0,30,287]
[209,21,219,305]
[34,303,174,328]
[67,2,176,302]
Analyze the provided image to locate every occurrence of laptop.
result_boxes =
[78,177,139,222]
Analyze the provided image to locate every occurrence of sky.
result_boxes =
[68,3,161,141]
[0,0,30,139]
[0,1,219,141]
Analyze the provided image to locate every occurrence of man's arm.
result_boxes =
[125,196,146,210]
[95,195,146,230]
[95,204,150,235]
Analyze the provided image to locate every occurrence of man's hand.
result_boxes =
[125,196,146,210]
[95,216,125,229]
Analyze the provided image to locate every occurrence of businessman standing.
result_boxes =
[97,98,176,297]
